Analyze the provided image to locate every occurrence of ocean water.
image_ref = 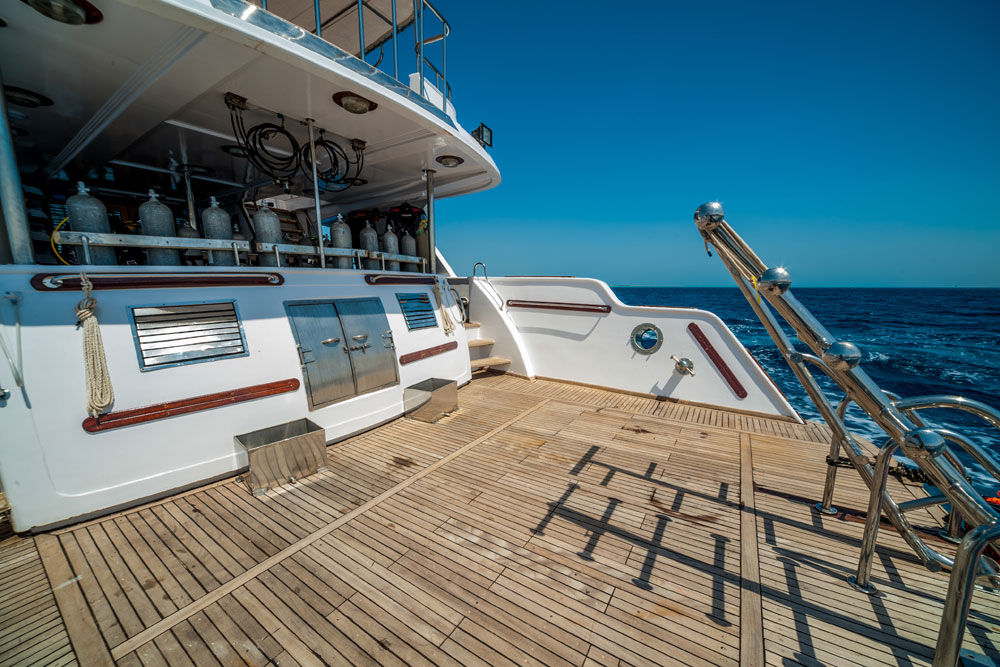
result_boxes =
[612,287,1000,489]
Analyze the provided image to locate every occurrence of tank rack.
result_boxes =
[52,229,426,271]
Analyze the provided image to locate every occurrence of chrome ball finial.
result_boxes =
[757,267,792,295]
[694,202,725,231]
[902,428,947,456]
[822,341,862,371]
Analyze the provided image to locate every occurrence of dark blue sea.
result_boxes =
[612,287,1000,489]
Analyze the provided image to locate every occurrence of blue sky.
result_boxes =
[431,1,1000,287]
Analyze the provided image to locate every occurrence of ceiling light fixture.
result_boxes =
[3,85,54,108]
[332,91,377,114]
[435,155,463,168]
[23,0,103,25]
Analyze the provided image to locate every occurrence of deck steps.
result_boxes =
[467,338,495,348]
[463,321,481,329]
[470,355,510,370]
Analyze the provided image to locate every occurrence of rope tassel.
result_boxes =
[76,274,114,418]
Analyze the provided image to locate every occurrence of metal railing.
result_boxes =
[257,0,451,113]
[693,201,1000,667]
[52,229,426,271]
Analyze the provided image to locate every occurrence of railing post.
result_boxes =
[424,168,435,274]
[356,0,365,61]
[417,0,424,96]
[0,67,32,264]
[314,0,322,37]
[391,0,398,79]
[442,21,448,111]
[306,118,325,269]
[848,439,901,594]
[934,522,1000,666]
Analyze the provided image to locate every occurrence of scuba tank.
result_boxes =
[359,220,379,270]
[176,223,202,264]
[252,205,282,267]
[399,229,417,272]
[382,223,399,271]
[415,211,430,273]
[201,196,235,266]
[138,190,179,266]
[329,213,353,269]
[66,181,116,265]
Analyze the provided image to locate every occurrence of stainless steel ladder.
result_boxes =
[694,201,1000,667]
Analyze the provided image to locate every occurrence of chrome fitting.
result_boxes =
[671,356,696,376]
[902,428,947,455]
[757,266,792,295]
[694,202,725,231]
[822,341,863,371]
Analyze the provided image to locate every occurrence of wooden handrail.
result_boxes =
[82,379,300,433]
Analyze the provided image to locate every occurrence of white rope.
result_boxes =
[76,274,114,417]
[433,283,455,335]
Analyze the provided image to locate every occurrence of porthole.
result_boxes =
[630,323,663,355]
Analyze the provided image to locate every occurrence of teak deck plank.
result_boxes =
[5,374,999,665]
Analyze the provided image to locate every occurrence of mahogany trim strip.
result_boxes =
[364,274,435,285]
[687,322,748,399]
[505,299,611,314]
[32,272,284,291]
[399,341,459,365]
[82,378,300,433]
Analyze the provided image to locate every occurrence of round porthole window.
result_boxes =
[630,323,663,355]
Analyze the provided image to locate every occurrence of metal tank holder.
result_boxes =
[694,201,1000,667]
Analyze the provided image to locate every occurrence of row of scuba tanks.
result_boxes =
[64,182,426,271]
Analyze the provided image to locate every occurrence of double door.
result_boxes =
[285,298,397,409]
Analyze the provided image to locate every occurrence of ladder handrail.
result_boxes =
[694,201,1000,667]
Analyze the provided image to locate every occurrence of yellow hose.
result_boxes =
[50,217,70,265]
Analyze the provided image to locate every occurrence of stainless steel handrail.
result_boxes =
[694,201,1000,667]
[471,261,504,313]
[693,204,950,571]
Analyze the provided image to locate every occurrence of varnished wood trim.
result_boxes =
[36,534,114,666]
[739,432,764,666]
[31,272,284,291]
[82,379,300,433]
[688,322,749,399]
[106,398,551,660]
[505,299,611,314]
[364,274,435,285]
[399,341,459,365]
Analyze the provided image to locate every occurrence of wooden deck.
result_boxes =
[2,374,999,666]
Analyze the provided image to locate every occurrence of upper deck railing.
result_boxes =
[253,0,452,113]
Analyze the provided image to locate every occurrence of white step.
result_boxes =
[470,356,510,371]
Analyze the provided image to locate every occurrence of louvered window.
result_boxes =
[129,301,249,371]
[396,293,437,330]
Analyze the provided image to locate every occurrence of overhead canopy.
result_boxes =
[257,0,417,57]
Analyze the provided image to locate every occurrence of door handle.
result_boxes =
[348,343,371,352]
[321,337,340,345]
[351,334,368,341]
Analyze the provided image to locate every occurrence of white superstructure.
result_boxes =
[0,0,795,532]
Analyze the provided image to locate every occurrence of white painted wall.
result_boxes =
[480,277,798,420]
[0,265,467,531]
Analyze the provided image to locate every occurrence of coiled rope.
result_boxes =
[76,274,114,417]
[433,283,455,335]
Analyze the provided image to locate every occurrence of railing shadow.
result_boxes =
[529,444,1000,664]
